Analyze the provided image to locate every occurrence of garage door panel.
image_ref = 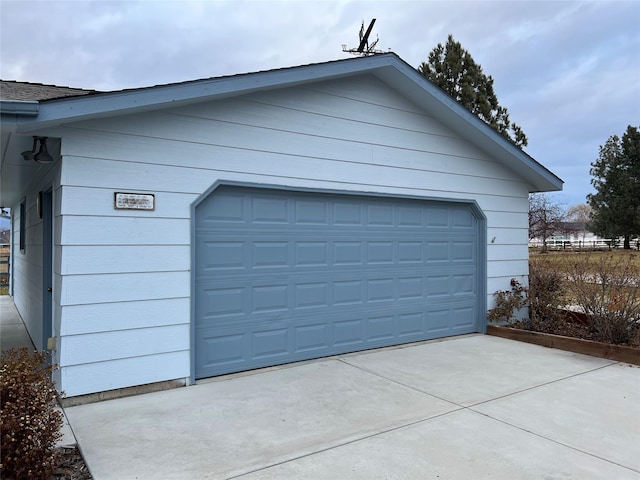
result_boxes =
[199,240,248,271]
[196,191,246,225]
[398,312,423,336]
[333,317,365,347]
[195,239,476,276]
[196,187,478,231]
[252,327,290,360]
[196,302,478,377]
[368,314,395,341]
[294,282,329,309]
[198,285,247,319]
[454,274,476,295]
[295,241,330,266]
[252,195,289,223]
[196,269,477,323]
[197,331,248,369]
[453,241,475,262]
[294,323,330,353]
[195,186,480,378]
[453,208,476,227]
[398,205,423,226]
[295,200,329,224]
[453,306,476,328]
[426,241,450,262]
[333,241,364,265]
[426,206,450,226]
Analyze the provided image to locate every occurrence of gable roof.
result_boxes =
[0,53,562,193]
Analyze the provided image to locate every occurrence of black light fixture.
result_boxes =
[21,136,53,164]
[34,137,53,163]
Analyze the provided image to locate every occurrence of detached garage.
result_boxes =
[0,53,562,398]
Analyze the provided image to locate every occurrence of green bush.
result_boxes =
[0,347,63,480]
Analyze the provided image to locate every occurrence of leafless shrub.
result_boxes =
[565,253,640,345]
[524,261,565,333]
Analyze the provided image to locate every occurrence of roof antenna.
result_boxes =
[342,19,386,56]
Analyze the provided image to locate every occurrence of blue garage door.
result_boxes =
[194,186,480,379]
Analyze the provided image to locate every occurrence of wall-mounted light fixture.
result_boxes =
[21,136,53,164]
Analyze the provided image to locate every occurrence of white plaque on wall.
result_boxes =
[114,192,155,210]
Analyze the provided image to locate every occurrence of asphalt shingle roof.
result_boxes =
[0,80,97,101]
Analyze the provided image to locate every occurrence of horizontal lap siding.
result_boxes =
[57,74,529,395]
[60,324,189,366]
[58,298,190,335]
[61,351,189,397]
[60,271,190,305]
[65,119,526,194]
[58,245,189,275]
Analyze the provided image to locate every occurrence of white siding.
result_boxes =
[10,161,60,354]
[55,74,531,396]
[61,351,189,397]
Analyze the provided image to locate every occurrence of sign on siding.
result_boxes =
[114,192,155,210]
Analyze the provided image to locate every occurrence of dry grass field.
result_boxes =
[530,249,640,273]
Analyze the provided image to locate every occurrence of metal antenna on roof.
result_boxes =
[342,19,386,56]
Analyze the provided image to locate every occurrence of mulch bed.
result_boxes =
[513,320,597,340]
[508,309,639,347]
[53,447,92,480]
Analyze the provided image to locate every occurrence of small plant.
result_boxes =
[0,347,63,480]
[487,278,528,325]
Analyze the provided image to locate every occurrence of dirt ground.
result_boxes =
[53,447,92,480]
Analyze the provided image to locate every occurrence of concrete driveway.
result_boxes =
[64,335,640,479]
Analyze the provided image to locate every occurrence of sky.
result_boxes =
[1,0,639,210]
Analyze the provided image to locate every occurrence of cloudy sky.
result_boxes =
[1,0,638,209]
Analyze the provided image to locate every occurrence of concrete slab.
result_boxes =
[237,409,639,480]
[0,296,35,350]
[64,335,640,480]
[0,323,35,351]
[473,362,640,472]
[0,296,22,323]
[65,358,459,480]
[56,407,77,448]
[342,335,615,406]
